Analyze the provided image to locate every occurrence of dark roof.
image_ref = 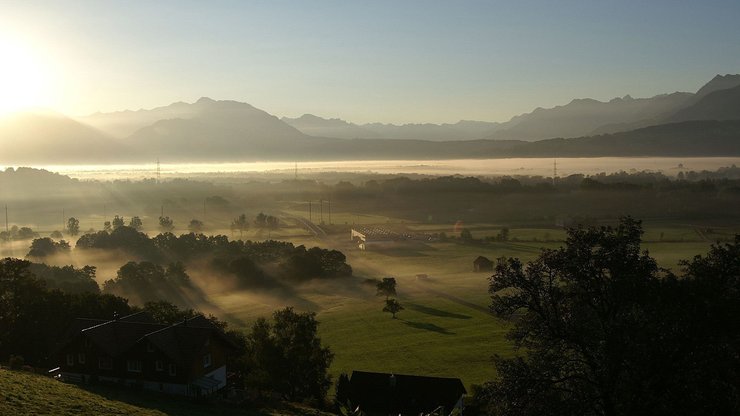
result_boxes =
[142,316,229,366]
[81,319,167,357]
[68,313,234,361]
[474,256,492,264]
[349,371,466,415]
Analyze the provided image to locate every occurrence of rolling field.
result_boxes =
[205,218,728,390]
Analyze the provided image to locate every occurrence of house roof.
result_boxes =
[142,316,230,366]
[81,317,167,357]
[349,371,466,415]
[69,313,235,363]
[474,255,492,264]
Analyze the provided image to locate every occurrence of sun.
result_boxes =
[0,37,49,115]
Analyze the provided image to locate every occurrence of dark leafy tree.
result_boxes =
[376,277,397,300]
[112,215,125,229]
[477,218,740,416]
[50,230,63,239]
[244,307,333,402]
[26,238,70,258]
[28,263,99,294]
[460,228,473,241]
[66,217,80,236]
[334,372,351,411]
[188,219,204,233]
[16,227,38,240]
[383,298,403,318]
[129,216,143,230]
[159,216,174,232]
[103,221,112,232]
[231,214,249,238]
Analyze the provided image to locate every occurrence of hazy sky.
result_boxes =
[1,0,739,123]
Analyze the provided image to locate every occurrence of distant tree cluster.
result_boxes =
[102,261,196,306]
[0,258,132,365]
[254,212,279,229]
[26,237,71,258]
[0,226,38,241]
[27,263,99,294]
[471,218,740,415]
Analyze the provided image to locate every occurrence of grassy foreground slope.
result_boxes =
[0,369,326,416]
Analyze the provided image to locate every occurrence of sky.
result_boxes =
[0,0,739,124]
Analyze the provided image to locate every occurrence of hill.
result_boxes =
[0,111,134,164]
[0,368,327,416]
[506,120,740,157]
[281,114,381,139]
[670,84,740,122]
[125,98,308,160]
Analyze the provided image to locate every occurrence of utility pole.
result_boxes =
[203,199,207,222]
[319,199,323,224]
[328,198,332,224]
[294,161,298,181]
[156,158,161,184]
[4,205,8,233]
[62,208,65,231]
[308,201,312,223]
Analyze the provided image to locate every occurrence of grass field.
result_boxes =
[204,218,724,391]
[2,212,731,393]
[0,369,330,416]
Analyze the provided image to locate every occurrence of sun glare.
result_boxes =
[0,37,50,115]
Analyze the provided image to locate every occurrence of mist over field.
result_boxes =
[2,1,740,415]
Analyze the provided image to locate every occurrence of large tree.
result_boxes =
[478,218,740,416]
[244,307,333,402]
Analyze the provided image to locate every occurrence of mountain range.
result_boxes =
[0,74,739,164]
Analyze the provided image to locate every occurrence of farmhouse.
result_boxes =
[55,312,237,397]
[473,255,493,272]
[348,370,466,416]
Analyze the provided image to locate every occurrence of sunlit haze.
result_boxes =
[0,36,53,115]
[1,1,739,123]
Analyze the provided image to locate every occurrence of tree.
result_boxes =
[16,227,38,240]
[497,227,510,242]
[103,221,112,232]
[376,277,397,300]
[460,228,473,241]
[231,214,249,238]
[334,372,352,411]
[159,216,174,232]
[27,238,70,258]
[382,298,403,318]
[112,215,125,229]
[128,216,143,230]
[66,217,80,236]
[477,218,740,416]
[188,219,204,233]
[244,307,333,402]
[50,230,63,239]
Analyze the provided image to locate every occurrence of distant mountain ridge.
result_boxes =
[1,73,739,164]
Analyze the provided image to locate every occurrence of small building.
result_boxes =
[55,312,237,397]
[473,256,493,272]
[348,370,466,416]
